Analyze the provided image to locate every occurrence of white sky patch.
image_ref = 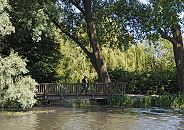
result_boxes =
[179,12,184,35]
[179,12,184,19]
[139,0,149,4]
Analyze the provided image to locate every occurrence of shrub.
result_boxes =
[108,95,131,107]
[0,51,37,109]
[109,67,177,94]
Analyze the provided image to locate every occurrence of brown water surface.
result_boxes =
[0,107,183,130]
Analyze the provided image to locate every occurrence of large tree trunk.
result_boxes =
[173,40,184,92]
[172,25,184,92]
[161,25,184,91]
[83,0,111,83]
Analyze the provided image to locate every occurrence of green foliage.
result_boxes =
[56,40,96,83]
[171,93,184,109]
[109,68,177,94]
[56,37,176,92]
[102,45,146,71]
[26,34,61,83]
[142,93,184,109]
[0,1,64,83]
[2,21,62,83]
[8,0,55,42]
[0,0,14,37]
[108,93,184,109]
[0,51,37,109]
[0,0,179,94]
[113,0,183,91]
[108,95,131,107]
[94,0,134,49]
[113,0,184,40]
[108,39,177,94]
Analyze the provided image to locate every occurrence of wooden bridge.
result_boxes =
[36,82,127,100]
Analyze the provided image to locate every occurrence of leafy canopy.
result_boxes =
[113,0,184,40]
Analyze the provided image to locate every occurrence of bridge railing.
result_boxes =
[36,82,126,98]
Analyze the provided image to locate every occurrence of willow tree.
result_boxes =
[114,0,184,91]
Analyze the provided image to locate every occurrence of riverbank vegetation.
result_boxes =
[0,0,183,109]
[108,93,184,109]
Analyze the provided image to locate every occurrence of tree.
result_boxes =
[47,0,111,83]
[1,1,62,83]
[114,0,184,91]
[5,0,114,83]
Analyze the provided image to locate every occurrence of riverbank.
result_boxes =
[1,93,184,112]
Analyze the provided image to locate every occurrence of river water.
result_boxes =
[0,106,184,130]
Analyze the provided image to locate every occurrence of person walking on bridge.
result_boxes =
[82,76,87,93]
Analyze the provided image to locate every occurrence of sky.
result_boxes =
[139,0,149,4]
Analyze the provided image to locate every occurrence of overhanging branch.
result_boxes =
[43,9,92,57]
[52,20,92,57]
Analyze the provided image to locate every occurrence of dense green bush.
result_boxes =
[108,95,131,107]
[109,67,177,94]
[0,51,37,109]
[3,30,62,83]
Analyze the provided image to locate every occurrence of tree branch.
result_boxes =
[43,9,92,57]
[159,29,177,45]
[52,19,92,57]
[69,0,85,14]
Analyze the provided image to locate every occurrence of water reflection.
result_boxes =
[0,107,183,130]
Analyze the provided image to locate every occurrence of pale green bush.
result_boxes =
[0,51,37,109]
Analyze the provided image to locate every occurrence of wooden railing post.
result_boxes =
[76,84,79,99]
[44,83,48,100]
[91,83,94,99]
